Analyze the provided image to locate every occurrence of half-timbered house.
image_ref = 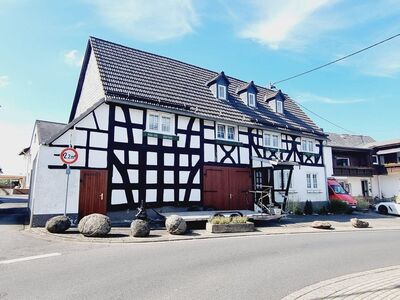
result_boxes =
[28,37,329,226]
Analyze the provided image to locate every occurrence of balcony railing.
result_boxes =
[333,166,374,177]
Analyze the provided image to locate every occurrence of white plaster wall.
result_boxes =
[75,49,105,118]
[335,176,372,197]
[323,146,334,177]
[282,165,328,203]
[31,146,80,215]
[372,174,400,199]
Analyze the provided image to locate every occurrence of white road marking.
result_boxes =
[0,253,62,264]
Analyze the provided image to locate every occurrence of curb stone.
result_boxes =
[282,265,400,300]
[24,225,400,244]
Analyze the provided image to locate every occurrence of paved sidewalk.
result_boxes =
[283,265,400,299]
[25,212,400,244]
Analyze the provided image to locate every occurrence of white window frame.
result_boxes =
[248,93,256,107]
[217,84,227,100]
[306,173,318,189]
[276,100,283,113]
[336,157,350,167]
[371,155,379,165]
[215,123,237,141]
[301,138,315,153]
[263,131,281,149]
[146,110,175,135]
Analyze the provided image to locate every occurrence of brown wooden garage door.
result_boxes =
[79,169,108,218]
[203,166,252,210]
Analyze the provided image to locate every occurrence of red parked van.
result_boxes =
[327,178,357,209]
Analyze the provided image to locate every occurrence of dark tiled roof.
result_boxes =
[36,120,66,144]
[89,37,325,136]
[327,132,375,149]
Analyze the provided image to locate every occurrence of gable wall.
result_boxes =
[74,49,105,118]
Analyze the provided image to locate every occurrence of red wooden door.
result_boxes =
[229,168,252,210]
[203,166,252,210]
[79,170,108,218]
[203,166,230,209]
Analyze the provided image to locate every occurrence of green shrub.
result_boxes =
[329,200,351,214]
[356,198,370,210]
[304,200,313,215]
[286,200,303,215]
[318,206,329,215]
[209,216,248,225]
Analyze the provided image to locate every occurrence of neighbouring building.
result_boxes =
[324,133,375,199]
[19,120,66,189]
[368,139,400,200]
[26,37,329,226]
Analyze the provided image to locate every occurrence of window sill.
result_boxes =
[302,152,319,157]
[215,139,243,146]
[264,146,281,152]
[306,189,322,194]
[143,131,179,141]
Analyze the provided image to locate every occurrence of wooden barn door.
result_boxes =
[79,170,108,219]
[203,166,252,210]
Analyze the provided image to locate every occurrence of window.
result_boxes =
[307,173,318,189]
[248,93,256,107]
[306,174,312,189]
[161,116,171,132]
[274,170,292,189]
[264,132,280,148]
[301,138,314,153]
[372,155,379,165]
[147,111,174,134]
[216,123,236,141]
[227,126,235,140]
[218,84,226,100]
[336,157,350,167]
[276,100,283,113]
[149,114,159,131]
[312,174,318,188]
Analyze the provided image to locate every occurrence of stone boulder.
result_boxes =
[311,221,332,230]
[130,219,150,237]
[351,218,369,228]
[45,215,71,233]
[78,214,111,237]
[165,215,187,235]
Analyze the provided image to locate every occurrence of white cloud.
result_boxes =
[87,0,199,41]
[0,75,10,88]
[239,0,334,50]
[295,92,367,105]
[63,50,83,67]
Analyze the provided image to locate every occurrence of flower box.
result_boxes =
[206,222,255,233]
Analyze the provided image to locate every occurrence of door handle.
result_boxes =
[229,193,232,199]
[100,193,104,201]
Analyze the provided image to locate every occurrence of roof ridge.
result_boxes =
[88,36,275,95]
[36,119,67,125]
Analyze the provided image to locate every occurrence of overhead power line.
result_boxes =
[273,33,400,85]
[295,101,356,134]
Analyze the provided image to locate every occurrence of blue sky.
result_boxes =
[1,0,400,174]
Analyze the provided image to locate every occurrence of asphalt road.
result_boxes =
[1,200,400,299]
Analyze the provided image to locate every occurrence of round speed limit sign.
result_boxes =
[60,147,79,165]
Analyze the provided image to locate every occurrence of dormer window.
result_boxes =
[265,89,285,114]
[236,81,258,107]
[248,93,256,107]
[206,71,230,101]
[218,84,227,100]
[276,100,283,113]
